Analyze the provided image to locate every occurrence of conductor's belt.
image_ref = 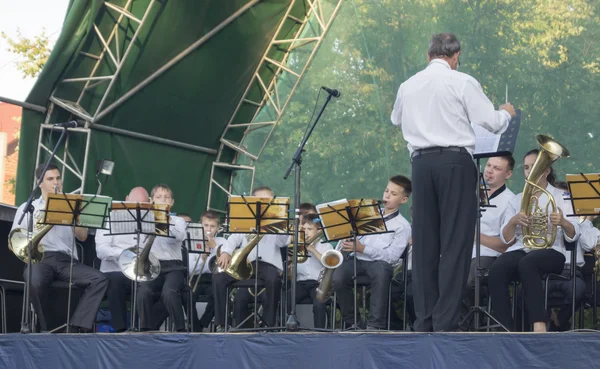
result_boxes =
[411,146,468,161]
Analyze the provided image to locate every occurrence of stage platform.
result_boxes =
[0,331,598,369]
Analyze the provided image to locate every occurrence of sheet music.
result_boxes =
[473,123,501,154]
[110,208,155,234]
[187,222,206,251]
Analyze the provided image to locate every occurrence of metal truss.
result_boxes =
[208,0,343,213]
[37,0,260,192]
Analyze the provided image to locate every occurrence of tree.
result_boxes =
[235,0,600,215]
[1,28,51,78]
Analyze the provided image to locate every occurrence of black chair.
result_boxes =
[0,279,25,333]
[225,279,266,330]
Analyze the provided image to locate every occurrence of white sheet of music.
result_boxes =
[472,123,501,154]
[110,208,155,234]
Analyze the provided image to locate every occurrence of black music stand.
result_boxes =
[185,222,208,332]
[318,199,390,330]
[225,195,292,332]
[108,202,172,332]
[565,173,600,331]
[40,193,111,333]
[461,110,520,331]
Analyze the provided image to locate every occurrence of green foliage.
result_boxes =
[237,0,600,212]
[1,28,50,79]
[7,177,16,195]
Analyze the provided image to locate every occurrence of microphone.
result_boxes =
[321,86,340,97]
[53,121,79,128]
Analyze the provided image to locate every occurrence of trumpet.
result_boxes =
[315,246,346,302]
[288,229,323,264]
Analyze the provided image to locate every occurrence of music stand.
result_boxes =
[565,173,600,330]
[317,198,390,330]
[39,193,111,333]
[460,111,521,332]
[225,195,291,332]
[108,202,172,332]
[185,222,209,332]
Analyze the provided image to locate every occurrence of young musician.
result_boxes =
[299,203,318,222]
[545,182,591,331]
[332,175,412,330]
[136,184,187,331]
[463,156,515,318]
[288,214,332,328]
[13,163,107,333]
[212,186,289,331]
[488,150,579,332]
[187,211,227,331]
[95,186,150,332]
[389,207,415,330]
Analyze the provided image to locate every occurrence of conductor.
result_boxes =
[390,33,516,332]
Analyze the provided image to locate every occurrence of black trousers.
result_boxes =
[488,249,565,331]
[188,273,215,331]
[411,149,477,332]
[212,261,281,327]
[287,280,327,328]
[389,271,415,330]
[104,271,131,332]
[24,251,108,330]
[136,260,186,331]
[332,258,393,329]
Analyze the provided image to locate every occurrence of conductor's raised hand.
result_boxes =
[499,102,516,118]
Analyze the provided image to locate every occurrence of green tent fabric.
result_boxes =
[17,0,310,217]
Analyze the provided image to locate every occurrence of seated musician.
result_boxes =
[389,207,415,330]
[546,182,592,331]
[462,156,515,325]
[95,186,150,332]
[287,214,332,328]
[332,175,412,330]
[137,184,187,331]
[12,163,107,333]
[212,186,289,332]
[186,210,226,331]
[488,150,579,332]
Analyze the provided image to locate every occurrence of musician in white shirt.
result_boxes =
[332,176,412,330]
[186,211,228,331]
[136,184,187,331]
[13,163,107,333]
[95,186,150,332]
[288,214,332,328]
[546,183,593,331]
[488,150,579,332]
[463,156,516,318]
[212,187,289,331]
[391,32,516,332]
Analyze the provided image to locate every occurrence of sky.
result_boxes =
[0,0,69,102]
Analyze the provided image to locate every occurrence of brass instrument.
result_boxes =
[288,230,323,264]
[315,246,345,302]
[118,234,161,281]
[521,135,569,249]
[8,209,49,264]
[218,233,265,280]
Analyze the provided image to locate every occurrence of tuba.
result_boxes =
[118,234,161,281]
[8,209,49,264]
[520,135,570,249]
[315,246,345,302]
[218,233,265,280]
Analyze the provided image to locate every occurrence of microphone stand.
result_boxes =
[283,90,336,331]
[18,126,70,333]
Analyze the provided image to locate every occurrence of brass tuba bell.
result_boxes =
[315,247,345,302]
[8,210,49,264]
[520,135,569,249]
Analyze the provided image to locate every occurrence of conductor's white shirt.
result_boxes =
[391,59,511,155]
